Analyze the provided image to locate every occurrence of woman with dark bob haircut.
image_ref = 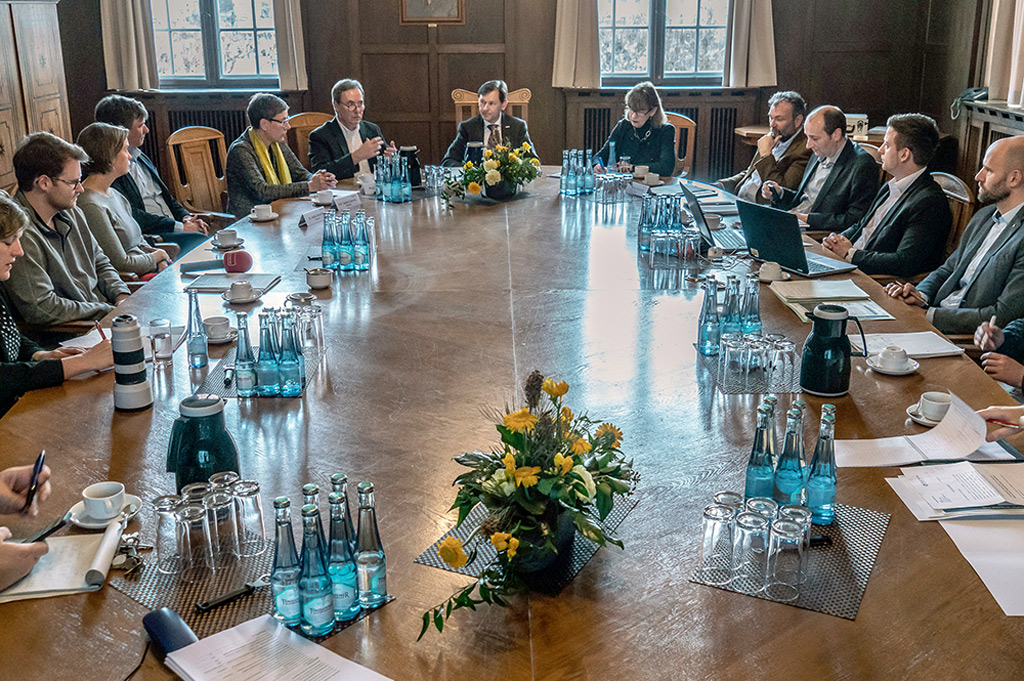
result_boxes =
[595,81,676,178]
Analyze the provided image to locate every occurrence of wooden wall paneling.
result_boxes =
[358,0,428,45]
[56,0,103,137]
[11,1,70,140]
[437,0,505,44]
[0,4,26,189]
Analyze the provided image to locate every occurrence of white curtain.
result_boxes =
[274,0,308,91]
[100,0,159,91]
[722,0,777,88]
[985,0,1024,107]
[552,0,601,88]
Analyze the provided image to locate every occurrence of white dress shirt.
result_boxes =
[128,148,183,232]
[339,120,371,176]
[846,166,927,262]
[936,201,1024,310]
[792,140,846,214]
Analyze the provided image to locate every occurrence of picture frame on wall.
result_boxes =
[399,0,466,25]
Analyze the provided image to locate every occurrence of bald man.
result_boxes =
[761,105,878,232]
[885,136,1024,334]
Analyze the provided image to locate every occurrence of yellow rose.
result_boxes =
[485,169,502,186]
[504,407,537,433]
[553,452,573,475]
[467,181,482,195]
[570,436,592,456]
[514,466,541,488]
[542,378,569,398]
[437,536,468,568]
[483,159,499,171]
[595,422,623,448]
[463,161,474,170]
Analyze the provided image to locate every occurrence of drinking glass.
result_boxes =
[712,491,744,512]
[181,482,211,505]
[765,518,804,601]
[153,494,182,575]
[176,503,214,583]
[307,305,325,352]
[149,318,173,369]
[744,339,772,391]
[682,230,702,269]
[769,340,798,392]
[208,471,239,491]
[698,503,735,586]
[764,333,787,344]
[203,491,239,568]
[746,497,779,521]
[779,504,813,583]
[232,480,267,557]
[719,339,746,391]
[731,511,770,593]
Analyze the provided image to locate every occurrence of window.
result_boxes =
[598,0,729,85]
[150,0,279,88]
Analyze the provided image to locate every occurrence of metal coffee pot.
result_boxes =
[799,304,868,397]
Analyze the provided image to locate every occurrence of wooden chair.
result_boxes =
[166,126,230,215]
[931,171,976,259]
[452,88,532,123]
[857,141,887,184]
[664,112,696,177]
[287,112,333,168]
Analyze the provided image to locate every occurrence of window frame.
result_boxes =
[153,0,280,90]
[599,0,727,88]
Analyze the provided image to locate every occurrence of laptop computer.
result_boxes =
[680,184,747,253]
[735,200,857,277]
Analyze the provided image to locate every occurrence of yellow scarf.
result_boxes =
[248,127,292,185]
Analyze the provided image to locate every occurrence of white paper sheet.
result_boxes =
[769,278,869,301]
[166,615,394,681]
[849,331,965,358]
[939,519,1024,616]
[906,462,1005,509]
[886,476,1024,521]
[297,207,324,231]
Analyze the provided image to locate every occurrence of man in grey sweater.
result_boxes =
[3,132,130,330]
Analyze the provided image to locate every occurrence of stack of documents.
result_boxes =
[184,273,281,293]
[849,331,965,358]
[886,461,1024,521]
[768,279,894,322]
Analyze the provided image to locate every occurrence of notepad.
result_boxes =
[184,273,281,294]
[850,331,965,358]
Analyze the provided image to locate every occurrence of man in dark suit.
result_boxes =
[308,79,396,180]
[761,105,879,232]
[887,136,1024,334]
[822,113,951,278]
[441,80,537,166]
[93,95,208,254]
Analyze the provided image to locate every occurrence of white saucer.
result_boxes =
[208,328,238,344]
[221,290,263,304]
[759,272,792,283]
[867,355,920,376]
[211,238,245,251]
[906,404,942,428]
[69,494,142,529]
[249,212,279,222]
[643,180,665,187]
[312,199,334,207]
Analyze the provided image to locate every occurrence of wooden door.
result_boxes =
[11,1,70,141]
[0,4,26,190]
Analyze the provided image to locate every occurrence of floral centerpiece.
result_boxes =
[442,141,541,205]
[419,370,637,640]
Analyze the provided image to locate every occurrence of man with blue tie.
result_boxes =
[886,136,1024,334]
[761,106,879,232]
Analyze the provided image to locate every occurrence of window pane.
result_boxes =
[598,0,614,27]
[255,0,274,29]
[697,28,726,71]
[171,30,204,75]
[151,0,169,30]
[599,28,614,74]
[700,0,729,26]
[615,0,648,27]
[256,30,278,74]
[613,28,648,73]
[666,0,698,27]
[664,28,696,73]
[154,31,172,76]
[220,30,258,76]
[168,0,201,30]
[218,0,254,30]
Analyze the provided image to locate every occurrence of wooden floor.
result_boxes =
[1,173,1023,680]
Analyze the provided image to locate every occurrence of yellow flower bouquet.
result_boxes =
[419,370,636,639]
[442,141,541,206]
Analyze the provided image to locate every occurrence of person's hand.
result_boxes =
[883,282,927,307]
[795,212,809,223]
[0,527,48,590]
[977,405,1024,441]
[308,170,337,192]
[382,140,398,158]
[153,249,171,267]
[182,215,209,236]
[616,160,633,173]
[0,464,52,515]
[822,234,853,258]
[60,339,113,378]
[974,321,1004,351]
[981,353,1024,388]
[32,346,83,361]
[761,180,782,201]
[756,132,779,157]
[353,137,385,164]
[115,293,130,304]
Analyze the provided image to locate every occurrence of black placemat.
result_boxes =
[415,498,638,596]
[196,345,324,399]
[696,348,802,394]
[108,538,394,642]
[688,503,890,620]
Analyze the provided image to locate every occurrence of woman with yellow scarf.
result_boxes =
[225,93,337,218]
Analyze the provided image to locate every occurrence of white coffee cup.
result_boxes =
[203,315,230,338]
[229,280,254,301]
[644,172,660,185]
[917,391,951,421]
[214,228,237,246]
[759,261,784,281]
[82,481,125,521]
[704,213,722,230]
[252,204,273,220]
[878,345,910,370]
[633,165,649,179]
[315,189,333,204]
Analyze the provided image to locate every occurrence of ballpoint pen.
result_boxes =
[22,450,46,511]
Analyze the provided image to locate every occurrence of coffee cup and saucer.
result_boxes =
[312,189,335,206]
[249,204,278,222]
[867,345,919,376]
[758,261,791,283]
[906,391,951,427]
[69,481,142,529]
[211,228,244,251]
[203,315,237,344]
[221,280,262,305]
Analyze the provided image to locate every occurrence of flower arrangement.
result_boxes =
[419,370,636,640]
[442,142,541,206]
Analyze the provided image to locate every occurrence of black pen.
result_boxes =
[23,450,46,511]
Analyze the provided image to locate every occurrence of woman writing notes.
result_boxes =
[595,81,676,178]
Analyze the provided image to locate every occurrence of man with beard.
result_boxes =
[885,136,1024,334]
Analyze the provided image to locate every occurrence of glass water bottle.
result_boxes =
[742,272,763,335]
[356,482,388,608]
[744,405,776,499]
[302,483,327,560]
[327,492,360,622]
[330,473,357,555]
[697,277,721,356]
[278,311,302,397]
[255,310,280,396]
[298,504,334,636]
[806,413,838,525]
[773,408,806,506]
[722,275,743,336]
[186,288,208,368]
[234,311,256,398]
[270,497,301,625]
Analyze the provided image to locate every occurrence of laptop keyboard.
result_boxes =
[805,258,834,274]
[715,228,746,249]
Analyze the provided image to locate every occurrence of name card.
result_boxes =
[332,190,363,212]
[627,181,650,197]
[298,207,324,231]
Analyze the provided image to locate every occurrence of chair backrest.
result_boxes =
[856,141,887,184]
[664,112,696,177]
[452,88,532,123]
[931,171,976,259]
[287,112,334,168]
[166,126,229,214]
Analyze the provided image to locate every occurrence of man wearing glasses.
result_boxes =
[441,80,537,166]
[309,79,396,180]
[3,132,130,332]
[225,93,337,218]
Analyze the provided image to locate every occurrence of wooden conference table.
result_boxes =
[1,172,1023,680]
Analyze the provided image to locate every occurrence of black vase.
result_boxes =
[484,180,518,200]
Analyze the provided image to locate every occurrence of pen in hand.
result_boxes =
[23,450,46,511]
[95,322,107,341]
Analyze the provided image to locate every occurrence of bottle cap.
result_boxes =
[273,496,290,509]
[301,503,319,517]
[328,492,343,504]
[302,483,319,495]
[330,473,348,485]
[357,481,374,493]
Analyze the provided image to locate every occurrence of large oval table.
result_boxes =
[1,172,1023,680]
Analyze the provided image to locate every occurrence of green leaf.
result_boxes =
[537,477,555,496]
[418,611,432,641]
[433,609,444,633]
[596,488,613,520]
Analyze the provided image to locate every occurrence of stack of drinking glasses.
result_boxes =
[421,165,448,190]
[640,194,702,269]
[321,209,374,273]
[594,173,633,204]
[559,149,595,196]
[373,153,412,203]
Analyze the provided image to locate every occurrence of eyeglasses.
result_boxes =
[628,108,654,118]
[268,116,290,125]
[50,176,83,188]
[339,101,365,111]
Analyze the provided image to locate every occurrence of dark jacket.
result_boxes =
[596,119,676,177]
[839,171,952,278]
[308,119,385,180]
[0,291,63,417]
[771,140,879,232]
[719,130,812,203]
[441,113,536,166]
[112,152,189,235]
[225,129,313,218]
